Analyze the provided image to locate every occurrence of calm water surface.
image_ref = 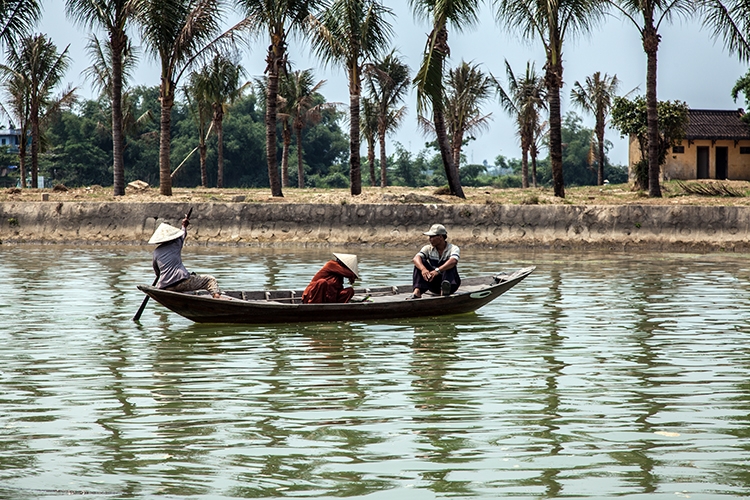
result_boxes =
[1,245,750,499]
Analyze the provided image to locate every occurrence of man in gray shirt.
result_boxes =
[149,215,221,298]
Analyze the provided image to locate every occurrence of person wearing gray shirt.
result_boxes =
[149,216,221,298]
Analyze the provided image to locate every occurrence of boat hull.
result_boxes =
[137,267,534,324]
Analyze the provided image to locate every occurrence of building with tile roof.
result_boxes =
[628,108,750,181]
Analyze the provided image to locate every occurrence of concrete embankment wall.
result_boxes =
[1,201,749,252]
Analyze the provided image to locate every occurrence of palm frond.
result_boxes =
[0,0,41,48]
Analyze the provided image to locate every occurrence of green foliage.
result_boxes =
[460,163,487,186]
[610,95,689,167]
[9,83,635,191]
[388,143,430,187]
[43,103,112,186]
[18,86,349,190]
[732,70,750,123]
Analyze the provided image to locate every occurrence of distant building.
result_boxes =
[628,108,750,181]
[0,127,22,154]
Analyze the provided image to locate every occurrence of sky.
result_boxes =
[29,1,750,168]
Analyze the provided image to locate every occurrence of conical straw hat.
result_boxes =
[333,252,359,278]
[148,223,183,245]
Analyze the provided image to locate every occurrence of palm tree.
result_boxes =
[0,0,41,48]
[138,0,238,196]
[0,70,31,187]
[184,69,214,187]
[236,0,320,197]
[66,0,143,197]
[199,53,246,188]
[279,69,328,188]
[702,0,750,60]
[570,71,619,185]
[495,0,607,198]
[364,49,410,188]
[0,34,74,189]
[309,0,394,196]
[609,0,691,197]
[495,59,546,188]
[361,96,378,186]
[410,0,482,199]
[443,60,492,173]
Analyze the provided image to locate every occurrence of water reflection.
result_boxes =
[3,248,750,498]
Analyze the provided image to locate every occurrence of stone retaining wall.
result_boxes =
[1,201,749,252]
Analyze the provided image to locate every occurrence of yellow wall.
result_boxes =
[628,135,750,181]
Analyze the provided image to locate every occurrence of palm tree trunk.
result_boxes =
[158,85,174,196]
[349,75,362,196]
[521,146,529,189]
[596,121,605,185]
[18,139,27,189]
[546,63,565,198]
[531,148,538,188]
[199,141,208,187]
[644,25,661,197]
[281,121,291,188]
[30,103,39,189]
[367,137,376,187]
[451,131,461,173]
[216,116,224,189]
[266,66,283,197]
[378,130,387,187]
[296,125,305,188]
[111,31,126,197]
[434,108,464,198]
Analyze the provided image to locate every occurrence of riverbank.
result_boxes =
[2,183,750,251]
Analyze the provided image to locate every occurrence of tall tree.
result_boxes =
[309,0,394,196]
[236,0,319,197]
[0,34,74,188]
[410,0,482,199]
[279,69,328,188]
[364,49,410,188]
[609,0,692,197]
[66,0,143,196]
[570,72,619,185]
[495,0,607,198]
[138,0,235,196]
[443,60,492,173]
[0,0,41,48]
[184,68,214,187]
[495,60,546,188]
[0,67,31,187]
[198,52,246,188]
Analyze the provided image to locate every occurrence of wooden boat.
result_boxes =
[137,266,535,324]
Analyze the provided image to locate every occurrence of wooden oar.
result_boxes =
[133,208,192,322]
[133,275,158,322]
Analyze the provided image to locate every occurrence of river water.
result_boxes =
[1,245,750,499]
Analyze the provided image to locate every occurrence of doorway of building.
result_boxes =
[716,147,728,179]
[697,147,709,179]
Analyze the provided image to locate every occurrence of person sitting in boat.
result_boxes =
[408,223,461,299]
[149,216,222,298]
[302,253,359,304]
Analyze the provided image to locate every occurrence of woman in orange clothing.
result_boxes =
[302,253,359,304]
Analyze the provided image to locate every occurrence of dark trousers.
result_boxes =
[412,257,461,295]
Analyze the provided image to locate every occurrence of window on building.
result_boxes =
[673,145,685,154]
[741,146,750,154]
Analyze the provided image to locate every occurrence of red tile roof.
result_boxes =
[686,109,750,140]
